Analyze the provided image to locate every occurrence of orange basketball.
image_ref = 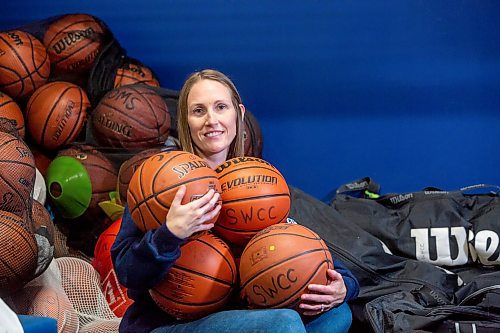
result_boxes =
[0,210,38,297]
[213,157,290,246]
[91,85,170,148]
[0,30,50,99]
[26,81,89,150]
[43,13,105,74]
[150,232,237,320]
[239,223,333,310]
[117,147,162,205]
[127,151,221,233]
[114,62,160,88]
[0,91,25,138]
[11,285,80,333]
[0,131,35,221]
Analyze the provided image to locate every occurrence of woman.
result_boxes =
[111,69,359,333]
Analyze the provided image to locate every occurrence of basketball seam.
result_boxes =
[59,87,87,147]
[152,286,231,307]
[0,218,38,256]
[240,249,329,289]
[193,236,236,281]
[217,165,284,179]
[128,85,168,139]
[250,260,332,309]
[243,230,320,250]
[37,85,76,147]
[0,32,34,94]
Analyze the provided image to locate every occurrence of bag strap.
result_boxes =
[335,177,381,197]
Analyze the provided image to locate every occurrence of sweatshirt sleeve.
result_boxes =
[333,258,360,302]
[111,205,185,290]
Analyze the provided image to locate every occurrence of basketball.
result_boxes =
[213,157,290,246]
[127,151,221,233]
[29,144,53,177]
[0,131,35,221]
[92,218,134,317]
[47,144,117,219]
[43,13,105,74]
[0,91,25,138]
[0,117,19,136]
[25,81,89,150]
[31,199,55,277]
[114,62,160,88]
[11,285,80,333]
[150,232,237,320]
[91,85,170,148]
[0,30,50,99]
[0,210,38,297]
[239,223,333,310]
[117,147,162,205]
[46,144,118,255]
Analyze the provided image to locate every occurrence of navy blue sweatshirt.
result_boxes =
[111,206,360,333]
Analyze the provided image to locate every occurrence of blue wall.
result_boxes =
[2,1,499,199]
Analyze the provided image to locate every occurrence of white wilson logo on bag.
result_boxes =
[411,227,499,266]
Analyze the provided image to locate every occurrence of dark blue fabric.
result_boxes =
[112,206,359,333]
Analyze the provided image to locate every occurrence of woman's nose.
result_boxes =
[205,109,218,125]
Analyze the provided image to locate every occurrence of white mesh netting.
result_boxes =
[56,257,120,333]
[6,257,121,333]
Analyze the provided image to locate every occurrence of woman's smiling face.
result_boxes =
[187,79,239,162]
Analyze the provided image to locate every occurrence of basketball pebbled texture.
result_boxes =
[0,30,50,99]
[150,232,237,320]
[91,84,171,149]
[239,223,333,310]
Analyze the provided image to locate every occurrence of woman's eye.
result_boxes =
[217,104,228,111]
[192,108,204,115]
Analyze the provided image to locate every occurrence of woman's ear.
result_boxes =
[239,103,246,119]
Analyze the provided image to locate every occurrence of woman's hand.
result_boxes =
[166,185,221,239]
[299,269,347,316]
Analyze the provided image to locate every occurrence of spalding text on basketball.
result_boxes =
[106,89,139,110]
[95,113,132,137]
[7,32,23,46]
[172,160,209,179]
[224,206,277,225]
[15,145,32,159]
[52,101,75,142]
[221,175,277,192]
[251,268,297,304]
[215,157,275,173]
[51,28,97,54]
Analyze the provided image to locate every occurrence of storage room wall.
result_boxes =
[2,0,499,200]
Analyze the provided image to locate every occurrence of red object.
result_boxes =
[92,218,133,317]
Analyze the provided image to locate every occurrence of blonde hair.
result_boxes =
[177,69,245,159]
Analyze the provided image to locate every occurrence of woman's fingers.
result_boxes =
[171,185,187,207]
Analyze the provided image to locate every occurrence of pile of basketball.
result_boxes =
[0,12,266,322]
[0,13,171,308]
[125,151,333,319]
